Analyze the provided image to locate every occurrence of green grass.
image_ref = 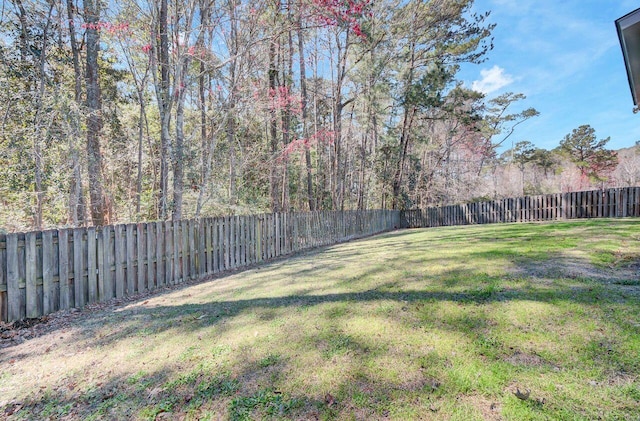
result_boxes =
[1,218,639,420]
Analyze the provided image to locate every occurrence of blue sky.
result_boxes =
[459,0,640,152]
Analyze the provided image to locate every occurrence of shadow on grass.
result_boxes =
[6,350,328,420]
[75,279,613,352]
[4,237,635,361]
[11,278,633,419]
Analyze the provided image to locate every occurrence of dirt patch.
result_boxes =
[0,275,211,350]
[0,311,79,349]
[514,250,639,283]
[398,375,441,393]
[455,394,503,420]
[504,351,546,367]
[610,250,640,270]
[598,372,638,387]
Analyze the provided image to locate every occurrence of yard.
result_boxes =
[1,219,639,420]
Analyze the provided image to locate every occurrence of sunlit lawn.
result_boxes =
[2,218,639,420]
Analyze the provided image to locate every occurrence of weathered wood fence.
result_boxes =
[0,210,400,322]
[401,187,640,228]
[2,187,639,323]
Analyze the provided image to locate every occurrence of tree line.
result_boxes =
[0,0,630,232]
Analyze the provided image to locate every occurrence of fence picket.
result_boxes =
[73,229,84,308]
[98,227,109,300]
[156,222,164,287]
[7,234,20,321]
[165,221,174,285]
[137,224,145,294]
[87,227,97,303]
[224,216,230,270]
[126,224,135,295]
[174,222,181,284]
[181,220,189,280]
[213,218,220,272]
[114,225,125,299]
[199,220,206,276]
[42,231,54,315]
[25,232,38,318]
[205,219,212,275]
[58,230,70,310]
[146,223,155,290]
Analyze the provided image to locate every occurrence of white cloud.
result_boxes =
[472,65,514,94]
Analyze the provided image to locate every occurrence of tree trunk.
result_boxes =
[194,2,218,219]
[195,58,212,218]
[227,0,239,207]
[16,0,47,229]
[280,14,294,212]
[135,90,146,219]
[173,76,187,220]
[84,0,108,226]
[66,0,85,226]
[392,37,418,210]
[171,2,198,221]
[331,30,350,210]
[157,0,171,220]
[268,32,281,212]
[296,14,314,211]
[391,105,416,210]
[32,4,55,229]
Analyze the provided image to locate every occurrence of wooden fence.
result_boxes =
[401,187,640,228]
[0,210,400,322]
[2,187,638,323]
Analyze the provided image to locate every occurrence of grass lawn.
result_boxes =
[1,218,639,420]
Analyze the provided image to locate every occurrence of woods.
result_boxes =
[0,0,631,232]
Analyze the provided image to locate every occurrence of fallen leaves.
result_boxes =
[324,393,336,406]
[3,402,23,417]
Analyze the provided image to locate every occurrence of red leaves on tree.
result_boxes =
[312,0,372,38]
[281,130,336,160]
[268,86,303,115]
[459,130,493,160]
[81,21,130,35]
